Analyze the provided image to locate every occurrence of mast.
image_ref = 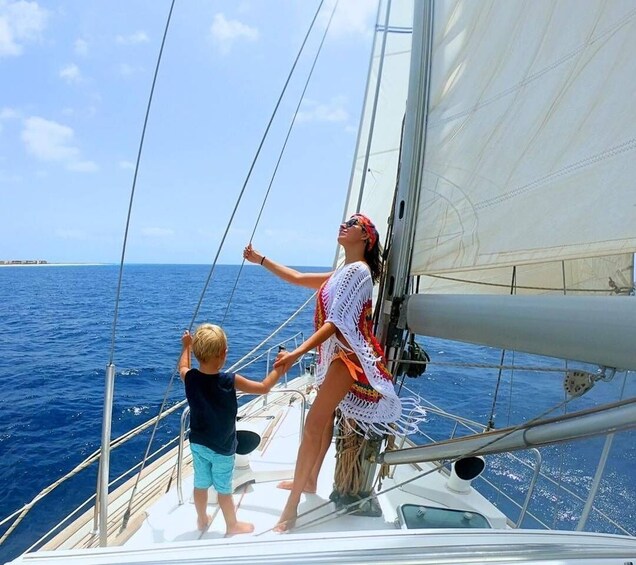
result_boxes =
[375,0,433,352]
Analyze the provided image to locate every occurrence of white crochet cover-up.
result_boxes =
[314,261,425,436]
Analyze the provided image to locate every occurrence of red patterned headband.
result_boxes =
[351,213,378,250]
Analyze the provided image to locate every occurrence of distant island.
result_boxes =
[0,260,106,267]
[0,260,48,265]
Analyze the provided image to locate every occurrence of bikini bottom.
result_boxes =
[333,348,364,382]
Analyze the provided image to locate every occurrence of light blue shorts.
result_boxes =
[190,443,235,494]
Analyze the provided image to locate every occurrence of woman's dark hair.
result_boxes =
[364,238,383,284]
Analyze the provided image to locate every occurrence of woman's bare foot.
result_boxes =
[273,508,298,533]
[225,521,255,537]
[197,514,212,531]
[276,480,317,494]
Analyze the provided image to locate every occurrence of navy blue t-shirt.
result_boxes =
[184,369,238,456]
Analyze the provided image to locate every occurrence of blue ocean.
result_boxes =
[0,264,634,562]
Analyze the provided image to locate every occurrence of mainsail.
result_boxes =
[411,0,636,294]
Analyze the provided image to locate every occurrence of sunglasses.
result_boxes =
[342,218,361,229]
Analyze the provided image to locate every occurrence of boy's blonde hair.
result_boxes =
[192,323,227,363]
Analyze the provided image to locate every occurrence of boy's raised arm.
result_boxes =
[178,331,192,382]
[234,352,287,394]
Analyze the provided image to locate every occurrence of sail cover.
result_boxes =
[410,0,636,292]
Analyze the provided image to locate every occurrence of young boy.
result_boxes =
[179,323,286,536]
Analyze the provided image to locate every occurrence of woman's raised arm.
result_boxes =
[243,243,331,290]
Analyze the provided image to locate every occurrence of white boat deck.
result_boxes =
[128,403,396,544]
[126,374,511,545]
[9,376,636,564]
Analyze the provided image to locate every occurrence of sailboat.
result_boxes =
[3,0,636,563]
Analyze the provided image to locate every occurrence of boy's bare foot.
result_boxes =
[276,480,317,494]
[197,514,212,531]
[225,521,255,537]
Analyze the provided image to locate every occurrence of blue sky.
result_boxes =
[0,0,377,266]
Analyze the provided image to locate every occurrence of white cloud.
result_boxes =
[74,37,88,56]
[22,117,78,161]
[119,160,134,170]
[322,0,377,37]
[0,107,19,120]
[118,63,136,76]
[0,107,17,132]
[67,160,98,172]
[0,169,22,182]
[297,97,349,124]
[54,228,86,240]
[59,63,81,83]
[0,0,47,58]
[141,227,174,238]
[61,105,96,118]
[21,116,98,172]
[116,30,149,45]
[210,13,258,55]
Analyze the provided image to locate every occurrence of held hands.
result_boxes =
[243,243,264,265]
[273,350,300,374]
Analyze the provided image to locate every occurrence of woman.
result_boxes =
[243,213,409,532]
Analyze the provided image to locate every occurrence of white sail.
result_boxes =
[340,0,413,246]
[415,254,634,295]
[411,0,636,283]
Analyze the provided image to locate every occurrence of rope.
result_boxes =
[333,418,367,495]
[222,0,340,325]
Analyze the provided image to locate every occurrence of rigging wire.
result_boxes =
[222,0,340,325]
[486,266,517,431]
[120,0,328,531]
[552,260,570,529]
[227,294,316,373]
[189,0,325,331]
[354,0,393,214]
[107,0,175,366]
[93,0,177,537]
